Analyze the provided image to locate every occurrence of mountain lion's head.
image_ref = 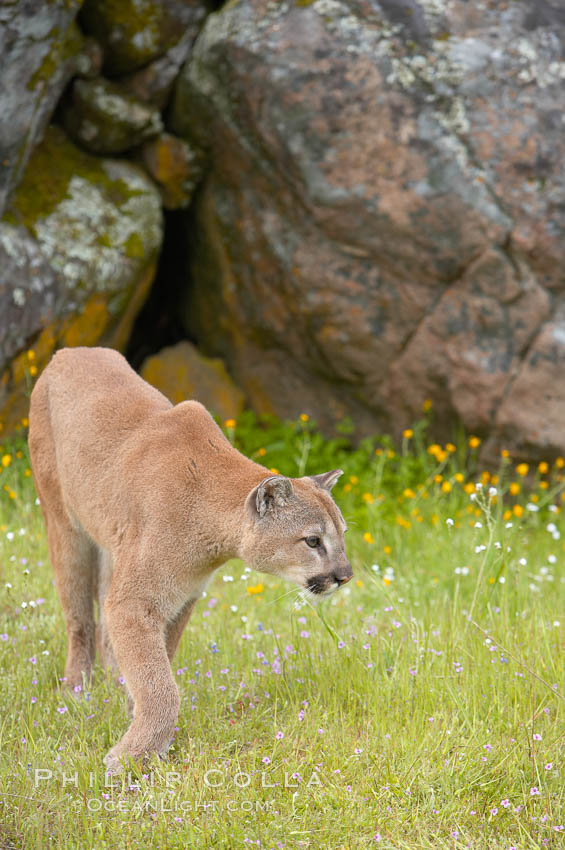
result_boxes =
[240,470,352,598]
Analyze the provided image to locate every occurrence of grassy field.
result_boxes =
[0,409,563,849]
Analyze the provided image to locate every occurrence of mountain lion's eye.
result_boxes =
[305,535,321,548]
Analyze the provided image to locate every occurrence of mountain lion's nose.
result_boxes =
[334,567,353,585]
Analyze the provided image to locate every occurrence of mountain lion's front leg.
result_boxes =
[103,588,180,774]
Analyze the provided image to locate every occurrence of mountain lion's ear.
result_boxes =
[255,475,294,517]
[310,469,343,491]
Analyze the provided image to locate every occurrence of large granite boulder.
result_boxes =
[171,0,565,458]
[0,0,84,216]
[1,126,163,433]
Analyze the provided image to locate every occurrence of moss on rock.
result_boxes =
[0,126,163,435]
[7,126,163,297]
[79,0,207,76]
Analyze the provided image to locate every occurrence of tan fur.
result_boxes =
[28,347,352,772]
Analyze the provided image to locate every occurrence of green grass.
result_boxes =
[0,411,563,849]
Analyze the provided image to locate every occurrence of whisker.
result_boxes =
[267,585,303,605]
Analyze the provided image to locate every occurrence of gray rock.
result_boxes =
[1,126,163,434]
[0,224,67,378]
[118,28,196,110]
[79,0,207,76]
[0,0,84,216]
[62,78,163,155]
[74,37,105,80]
[171,0,565,458]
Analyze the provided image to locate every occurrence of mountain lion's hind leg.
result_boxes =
[165,598,197,662]
[96,548,119,673]
[29,377,96,692]
[47,519,97,692]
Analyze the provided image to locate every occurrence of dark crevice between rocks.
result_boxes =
[126,208,194,370]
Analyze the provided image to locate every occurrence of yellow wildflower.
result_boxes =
[422,399,433,412]
[269,467,279,475]
[445,443,456,453]
[257,447,266,457]
[509,482,520,495]
[362,492,374,504]
[556,457,565,469]
[513,504,524,517]
[384,545,392,555]
[247,583,264,595]
[403,488,416,499]
[402,429,413,439]
[538,461,549,474]
[441,481,452,493]
[349,475,359,485]
[469,436,481,448]
[300,413,309,422]
[516,463,529,477]
[1,455,11,468]
[464,482,475,494]
[455,473,464,483]
[27,350,35,361]
[363,532,374,544]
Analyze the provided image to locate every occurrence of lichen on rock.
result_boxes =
[62,77,163,155]
[79,0,207,76]
[0,0,84,215]
[140,340,245,419]
[8,127,162,299]
[0,126,163,434]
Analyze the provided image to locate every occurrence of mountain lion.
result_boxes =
[28,347,352,773]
